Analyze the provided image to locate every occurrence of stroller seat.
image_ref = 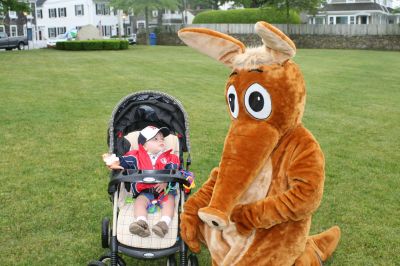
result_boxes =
[117,192,180,249]
[116,131,181,249]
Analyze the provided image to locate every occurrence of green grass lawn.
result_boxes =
[0,46,399,266]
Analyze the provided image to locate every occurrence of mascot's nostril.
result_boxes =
[212,221,219,227]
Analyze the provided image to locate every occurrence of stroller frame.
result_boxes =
[89,91,198,266]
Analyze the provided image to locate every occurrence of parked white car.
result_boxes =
[46,34,69,47]
[46,29,78,48]
[128,33,137,45]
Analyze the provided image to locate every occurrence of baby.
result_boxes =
[103,126,179,238]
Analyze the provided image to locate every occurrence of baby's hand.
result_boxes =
[154,183,167,193]
[102,153,123,170]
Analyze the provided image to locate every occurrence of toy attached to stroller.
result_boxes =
[89,91,198,266]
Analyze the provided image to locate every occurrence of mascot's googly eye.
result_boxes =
[227,85,239,118]
[244,83,272,120]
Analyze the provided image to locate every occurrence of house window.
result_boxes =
[48,27,57,38]
[58,7,67,17]
[57,27,66,35]
[350,16,355,24]
[315,17,325,24]
[100,25,112,36]
[336,16,348,24]
[137,21,145,29]
[152,10,158,17]
[9,11,17,18]
[75,5,84,16]
[37,9,43,19]
[49,8,57,18]
[329,17,334,24]
[96,4,110,15]
[0,25,5,33]
[10,25,17,37]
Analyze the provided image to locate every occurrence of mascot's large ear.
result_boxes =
[255,21,296,64]
[178,28,245,68]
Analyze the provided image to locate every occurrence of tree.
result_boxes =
[0,0,30,13]
[230,0,269,8]
[264,0,325,21]
[105,0,179,44]
[228,0,324,16]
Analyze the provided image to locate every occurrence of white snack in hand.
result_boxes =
[103,153,119,166]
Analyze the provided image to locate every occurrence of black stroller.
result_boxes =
[89,91,198,266]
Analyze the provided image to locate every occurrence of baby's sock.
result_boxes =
[160,216,172,226]
[135,216,147,223]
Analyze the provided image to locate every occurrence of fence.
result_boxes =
[159,24,400,36]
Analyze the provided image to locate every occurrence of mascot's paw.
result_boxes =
[230,204,254,236]
[180,212,202,253]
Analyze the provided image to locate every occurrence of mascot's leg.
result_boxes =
[294,226,341,266]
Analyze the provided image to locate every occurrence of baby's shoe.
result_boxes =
[152,221,169,238]
[129,220,150,237]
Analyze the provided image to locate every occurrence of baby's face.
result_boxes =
[144,132,165,154]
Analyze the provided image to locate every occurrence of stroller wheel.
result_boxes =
[167,254,176,266]
[99,254,126,266]
[101,217,110,248]
[188,254,199,266]
[88,260,106,266]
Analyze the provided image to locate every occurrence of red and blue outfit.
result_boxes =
[119,144,180,200]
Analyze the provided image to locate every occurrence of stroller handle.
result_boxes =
[108,169,191,192]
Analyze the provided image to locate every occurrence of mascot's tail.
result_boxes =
[310,226,341,262]
[295,226,341,266]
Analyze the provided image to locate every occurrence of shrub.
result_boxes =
[193,8,301,24]
[55,40,129,51]
[103,40,121,50]
[56,42,66,50]
[82,40,104,50]
[64,41,83,51]
[119,40,129,49]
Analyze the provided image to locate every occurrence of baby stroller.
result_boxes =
[89,91,198,266]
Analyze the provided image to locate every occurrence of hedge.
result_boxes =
[193,8,301,24]
[55,40,129,51]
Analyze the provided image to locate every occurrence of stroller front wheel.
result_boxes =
[98,253,126,266]
[167,254,177,266]
[188,254,199,266]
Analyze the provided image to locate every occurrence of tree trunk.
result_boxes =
[157,9,163,27]
[145,6,150,45]
[286,0,290,34]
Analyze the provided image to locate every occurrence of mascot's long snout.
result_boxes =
[198,121,280,229]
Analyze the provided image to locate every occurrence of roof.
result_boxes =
[36,0,46,7]
[322,3,390,13]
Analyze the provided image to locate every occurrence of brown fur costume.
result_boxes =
[178,22,341,266]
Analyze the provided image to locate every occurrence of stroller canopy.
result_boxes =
[108,91,191,156]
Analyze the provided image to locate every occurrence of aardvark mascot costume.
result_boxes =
[178,22,341,265]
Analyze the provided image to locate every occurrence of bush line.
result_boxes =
[193,8,301,24]
[56,40,129,51]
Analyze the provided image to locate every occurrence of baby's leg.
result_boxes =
[129,194,151,237]
[134,194,149,219]
[152,195,175,237]
[161,195,175,218]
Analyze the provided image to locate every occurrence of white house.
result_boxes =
[309,0,400,25]
[36,0,131,40]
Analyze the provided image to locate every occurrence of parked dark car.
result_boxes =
[0,32,28,50]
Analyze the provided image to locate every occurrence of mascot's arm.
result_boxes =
[231,138,324,235]
[181,167,218,252]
